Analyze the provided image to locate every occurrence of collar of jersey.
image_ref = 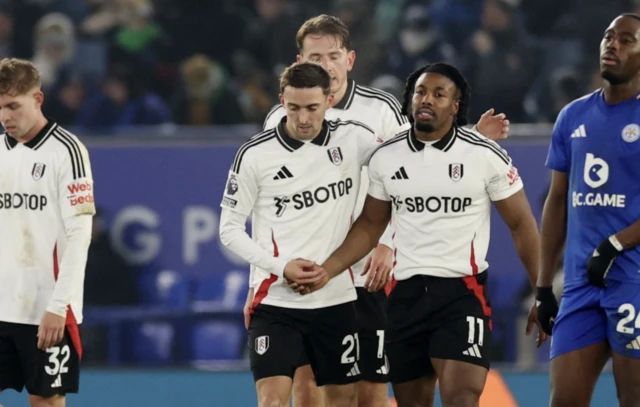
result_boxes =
[276,117,330,151]
[4,120,57,151]
[333,79,356,110]
[407,125,456,152]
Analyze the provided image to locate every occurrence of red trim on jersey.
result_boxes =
[470,237,479,275]
[53,245,83,359]
[385,276,397,296]
[462,275,492,330]
[385,231,397,296]
[251,275,278,312]
[392,232,397,269]
[271,229,279,257]
[249,230,280,313]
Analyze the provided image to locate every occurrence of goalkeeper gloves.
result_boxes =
[535,286,558,336]
[587,235,623,288]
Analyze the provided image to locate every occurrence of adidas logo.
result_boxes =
[391,167,409,180]
[462,344,482,358]
[346,362,361,377]
[571,124,586,138]
[51,374,62,388]
[376,365,389,375]
[273,166,294,180]
[626,335,640,350]
[376,356,390,375]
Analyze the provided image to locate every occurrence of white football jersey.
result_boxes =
[0,122,95,326]
[368,126,523,280]
[263,80,409,286]
[221,118,379,309]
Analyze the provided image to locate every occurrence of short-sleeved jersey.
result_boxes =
[546,90,640,285]
[221,118,378,309]
[263,79,410,286]
[368,126,523,280]
[0,122,95,325]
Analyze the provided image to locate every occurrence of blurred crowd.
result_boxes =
[4,0,638,131]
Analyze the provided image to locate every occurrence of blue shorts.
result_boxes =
[551,280,640,359]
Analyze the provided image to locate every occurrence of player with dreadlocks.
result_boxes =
[308,62,546,406]
[260,15,510,407]
[399,63,472,128]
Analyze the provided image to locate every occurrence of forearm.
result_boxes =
[510,215,540,291]
[323,216,387,278]
[378,222,394,249]
[539,195,567,286]
[245,287,255,306]
[615,219,640,250]
[219,209,287,278]
[47,215,92,317]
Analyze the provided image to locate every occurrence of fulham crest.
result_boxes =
[327,147,343,166]
[32,163,46,180]
[449,163,464,182]
[255,335,269,355]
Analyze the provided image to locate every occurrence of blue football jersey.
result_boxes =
[546,90,640,285]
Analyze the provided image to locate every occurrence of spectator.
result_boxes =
[42,74,86,126]
[53,0,91,24]
[108,0,175,98]
[463,0,541,122]
[430,0,483,53]
[231,50,274,124]
[80,0,120,37]
[32,12,77,93]
[74,0,118,85]
[11,0,49,58]
[242,0,303,80]
[0,4,13,60]
[384,3,455,81]
[109,0,163,68]
[332,0,382,86]
[546,67,583,122]
[76,64,171,130]
[171,54,245,125]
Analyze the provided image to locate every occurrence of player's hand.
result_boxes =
[307,272,329,294]
[286,274,329,295]
[476,108,510,141]
[283,259,326,285]
[535,286,559,336]
[243,288,254,329]
[526,302,548,348]
[286,278,311,295]
[587,237,621,288]
[38,311,66,350]
[361,244,393,292]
